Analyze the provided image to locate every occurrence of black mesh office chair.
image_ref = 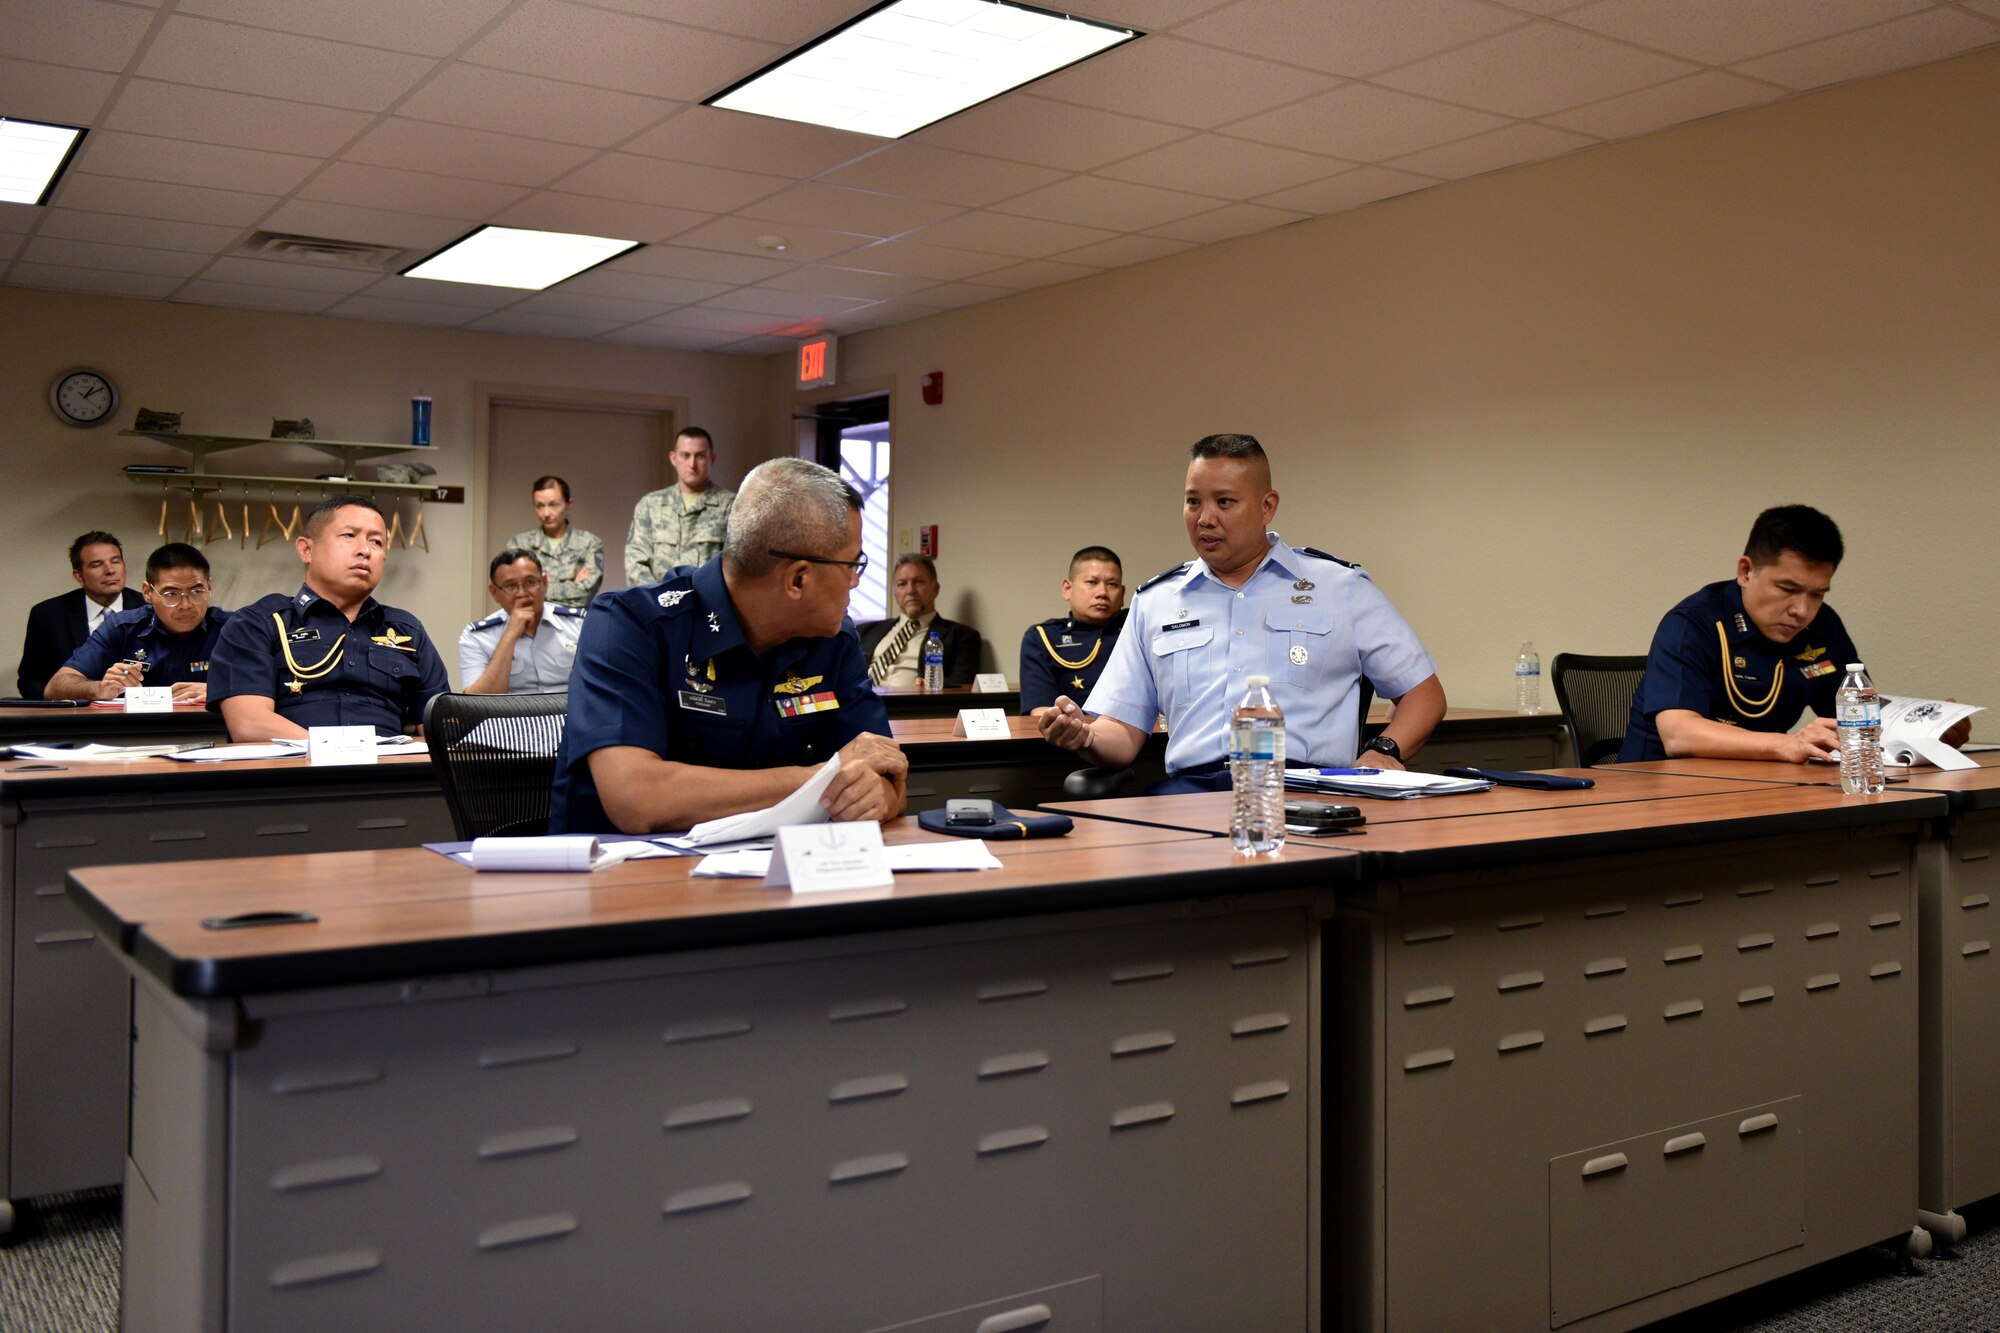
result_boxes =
[1550,654,1647,767]
[422,691,569,839]
[1061,677,1375,798]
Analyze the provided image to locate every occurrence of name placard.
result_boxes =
[953,707,1012,740]
[309,725,378,767]
[766,821,893,894]
[123,686,174,713]
[972,672,1009,692]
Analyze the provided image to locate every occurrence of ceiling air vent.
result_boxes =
[236,231,408,271]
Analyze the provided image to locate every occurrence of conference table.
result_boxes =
[0,702,229,748]
[71,820,1348,1332]
[1051,774,1947,1332]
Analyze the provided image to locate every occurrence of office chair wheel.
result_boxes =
[1918,1208,1967,1254]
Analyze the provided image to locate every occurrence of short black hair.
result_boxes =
[1069,545,1122,575]
[145,543,210,583]
[1189,433,1265,463]
[69,531,122,570]
[893,552,936,581]
[303,495,387,538]
[676,426,713,449]
[531,475,570,501]
[1745,505,1844,568]
[489,548,544,582]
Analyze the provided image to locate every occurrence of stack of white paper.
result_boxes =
[1880,696,1984,770]
[693,839,1004,879]
[682,754,838,846]
[1284,767,1493,799]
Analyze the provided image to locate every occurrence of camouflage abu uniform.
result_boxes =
[508,525,603,609]
[624,485,735,586]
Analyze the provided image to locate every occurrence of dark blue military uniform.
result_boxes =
[1017,609,1126,712]
[63,605,230,687]
[207,584,448,735]
[1620,579,1858,762]
[551,558,890,834]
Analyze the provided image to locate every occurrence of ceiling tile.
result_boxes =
[0,0,155,72]
[966,258,1102,291]
[642,306,788,334]
[1374,22,1699,118]
[715,334,798,356]
[53,173,277,227]
[1145,199,1311,242]
[468,309,631,338]
[1227,83,1507,159]
[1081,0,1242,24]
[622,107,879,179]
[1026,36,1339,128]
[77,130,321,195]
[821,300,931,334]
[263,199,469,252]
[175,0,512,57]
[1253,163,1436,213]
[0,55,118,125]
[0,234,18,260]
[197,256,379,293]
[1730,9,2000,90]
[603,243,791,283]
[1966,0,2000,18]
[106,81,374,158]
[1543,71,1781,140]
[599,322,733,350]
[558,267,734,305]
[20,235,212,277]
[1385,120,1596,178]
[300,162,529,222]
[397,65,677,148]
[360,273,524,308]
[37,209,244,254]
[323,294,482,327]
[906,211,1119,258]
[994,175,1225,231]
[463,1,779,102]
[1562,0,1929,67]
[135,15,436,114]
[342,119,598,189]
[1176,0,1526,77]
[842,239,1009,280]
[8,264,182,299]
[1053,232,1198,267]
[583,0,882,46]
[175,279,344,313]
[667,215,871,263]
[756,266,940,300]
[901,280,1014,310]
[914,95,1188,171]
[507,290,669,322]
[819,144,1067,208]
[737,183,962,238]
[553,154,790,214]
[701,288,874,317]
[490,193,713,244]
[1097,133,1350,198]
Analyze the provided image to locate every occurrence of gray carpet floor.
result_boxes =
[4,1190,1997,1330]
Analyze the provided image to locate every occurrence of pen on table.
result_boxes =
[1311,767,1380,776]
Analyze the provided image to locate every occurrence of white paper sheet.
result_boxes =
[682,754,839,846]
[693,838,1004,879]
[14,742,200,762]
[1879,696,1984,770]
[469,835,645,872]
[166,744,302,762]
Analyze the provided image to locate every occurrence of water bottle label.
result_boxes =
[1837,702,1879,726]
[1229,732,1278,761]
[1516,664,1538,676]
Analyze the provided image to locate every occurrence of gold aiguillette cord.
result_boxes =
[273,611,343,695]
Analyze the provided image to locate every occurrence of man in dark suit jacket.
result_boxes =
[18,531,144,699]
[858,553,982,688]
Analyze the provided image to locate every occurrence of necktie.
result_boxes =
[869,617,920,684]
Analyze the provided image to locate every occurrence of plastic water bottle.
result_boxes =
[1837,662,1884,795]
[1229,674,1286,857]
[922,630,944,692]
[1515,640,1541,715]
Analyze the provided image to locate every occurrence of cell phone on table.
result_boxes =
[1283,800,1366,835]
[946,798,997,826]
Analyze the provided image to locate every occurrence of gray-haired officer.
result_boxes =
[459,549,586,693]
[208,496,449,740]
[1039,434,1446,793]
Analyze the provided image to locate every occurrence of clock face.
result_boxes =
[52,369,117,426]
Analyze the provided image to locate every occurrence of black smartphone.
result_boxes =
[946,798,998,826]
[1283,801,1366,835]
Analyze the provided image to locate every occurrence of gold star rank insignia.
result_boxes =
[286,679,304,694]
[1072,676,1086,690]
[370,627,414,650]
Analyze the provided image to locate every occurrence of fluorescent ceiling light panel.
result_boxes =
[708,0,1139,139]
[0,117,86,206]
[403,226,642,291]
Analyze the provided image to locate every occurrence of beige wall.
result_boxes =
[0,289,776,690]
[825,48,2000,720]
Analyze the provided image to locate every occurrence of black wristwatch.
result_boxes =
[1361,735,1402,764]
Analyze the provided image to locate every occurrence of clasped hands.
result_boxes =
[820,732,908,822]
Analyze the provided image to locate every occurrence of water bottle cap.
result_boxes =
[1845,662,1864,672]
[1245,674,1269,688]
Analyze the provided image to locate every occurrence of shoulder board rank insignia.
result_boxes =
[370,627,415,650]
[1795,644,1826,662]
[1136,562,1191,593]
[774,673,824,695]
[657,589,690,609]
[1295,547,1355,568]
[1733,613,1749,634]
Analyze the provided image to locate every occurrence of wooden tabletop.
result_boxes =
[1605,751,2000,810]
[0,702,229,745]
[70,816,1357,998]
[0,749,435,794]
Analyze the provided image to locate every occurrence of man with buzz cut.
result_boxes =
[625,427,735,585]
[207,495,449,740]
[1019,545,1127,715]
[1620,504,1969,763]
[45,542,230,702]
[1040,433,1446,793]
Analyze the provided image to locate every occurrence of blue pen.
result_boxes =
[1313,767,1380,776]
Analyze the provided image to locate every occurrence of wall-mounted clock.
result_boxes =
[50,368,119,428]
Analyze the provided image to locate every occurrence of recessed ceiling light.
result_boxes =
[755,234,791,252]
[708,0,1139,140]
[402,225,642,291]
[0,117,86,206]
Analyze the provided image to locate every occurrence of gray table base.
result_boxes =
[1917,807,2000,1246]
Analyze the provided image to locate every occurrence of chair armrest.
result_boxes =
[1062,766,1134,800]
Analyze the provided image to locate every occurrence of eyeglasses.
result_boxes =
[768,549,869,584]
[493,580,544,597]
[147,583,210,607]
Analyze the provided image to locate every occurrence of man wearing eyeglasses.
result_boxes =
[551,457,906,835]
[459,549,586,694]
[45,543,229,702]
[857,553,983,688]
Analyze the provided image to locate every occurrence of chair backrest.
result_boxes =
[1550,653,1647,767]
[422,691,569,839]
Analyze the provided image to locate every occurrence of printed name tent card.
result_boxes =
[309,724,378,766]
[973,672,1009,692]
[953,707,1011,740]
[766,821,893,893]
[123,686,174,713]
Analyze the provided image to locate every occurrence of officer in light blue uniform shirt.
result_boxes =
[1042,435,1446,793]
[458,549,586,694]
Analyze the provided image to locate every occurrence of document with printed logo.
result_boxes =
[1880,696,1984,770]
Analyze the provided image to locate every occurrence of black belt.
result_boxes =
[1171,760,1230,777]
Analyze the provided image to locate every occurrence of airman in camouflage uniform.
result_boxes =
[511,475,602,608]
[625,427,736,584]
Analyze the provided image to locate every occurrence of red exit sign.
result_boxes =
[796,333,838,389]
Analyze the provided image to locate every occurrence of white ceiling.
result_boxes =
[3,0,1996,355]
